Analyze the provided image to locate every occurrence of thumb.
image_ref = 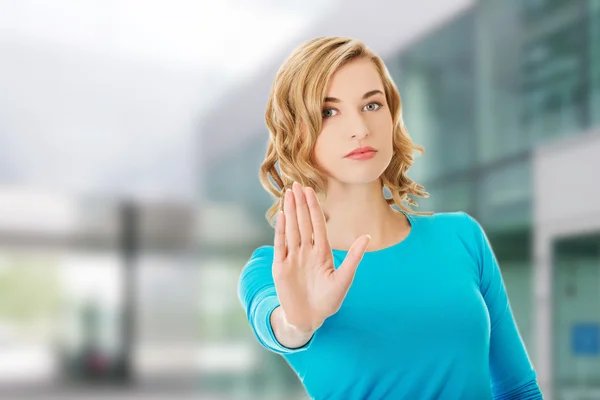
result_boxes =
[335,234,371,290]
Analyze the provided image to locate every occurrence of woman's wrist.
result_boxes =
[271,306,316,348]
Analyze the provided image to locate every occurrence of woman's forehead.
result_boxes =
[325,59,384,99]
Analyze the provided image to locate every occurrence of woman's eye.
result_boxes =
[322,108,338,118]
[364,102,382,111]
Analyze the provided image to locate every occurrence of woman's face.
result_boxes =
[312,58,394,187]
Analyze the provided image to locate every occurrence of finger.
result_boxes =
[335,235,371,289]
[292,182,313,246]
[305,187,327,248]
[284,188,300,251]
[273,211,287,262]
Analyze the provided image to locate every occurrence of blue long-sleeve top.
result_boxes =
[238,211,543,399]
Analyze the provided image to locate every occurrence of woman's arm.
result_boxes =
[237,246,315,354]
[466,214,544,399]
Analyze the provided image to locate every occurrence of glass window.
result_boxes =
[500,260,534,358]
[553,233,600,397]
[521,0,573,22]
[520,13,587,142]
[475,0,527,163]
[476,0,592,164]
[395,11,476,184]
[477,157,532,231]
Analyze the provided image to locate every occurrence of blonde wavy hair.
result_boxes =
[259,36,430,227]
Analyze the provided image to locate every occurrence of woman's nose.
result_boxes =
[350,120,370,139]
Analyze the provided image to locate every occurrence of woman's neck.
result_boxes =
[318,180,411,252]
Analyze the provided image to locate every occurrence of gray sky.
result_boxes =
[0,0,338,202]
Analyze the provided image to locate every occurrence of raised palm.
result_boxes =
[272,182,371,333]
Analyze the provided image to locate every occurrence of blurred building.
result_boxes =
[200,1,600,399]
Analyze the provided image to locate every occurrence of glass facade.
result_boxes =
[397,11,476,185]
[202,1,600,398]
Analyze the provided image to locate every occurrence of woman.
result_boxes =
[237,36,542,399]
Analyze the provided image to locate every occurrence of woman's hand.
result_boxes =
[272,181,371,333]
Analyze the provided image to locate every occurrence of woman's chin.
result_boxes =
[334,174,385,186]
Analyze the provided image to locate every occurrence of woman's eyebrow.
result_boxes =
[324,89,384,103]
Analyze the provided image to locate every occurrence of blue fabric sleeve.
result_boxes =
[464,213,543,399]
[237,246,314,354]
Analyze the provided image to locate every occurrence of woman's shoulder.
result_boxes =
[411,210,483,240]
[240,245,274,273]
[238,245,275,287]
[412,210,475,226]
[250,245,274,257]
[411,211,488,266]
